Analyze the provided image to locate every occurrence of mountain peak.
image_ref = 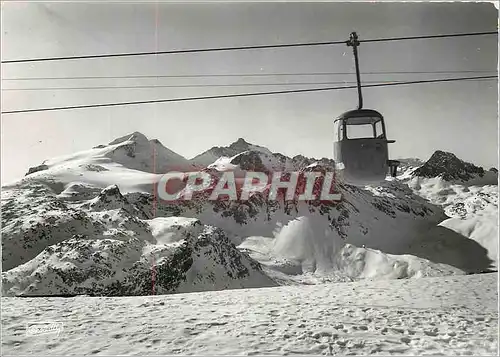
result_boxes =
[108,132,149,146]
[229,138,251,149]
[431,150,456,159]
[413,150,485,181]
[130,131,148,139]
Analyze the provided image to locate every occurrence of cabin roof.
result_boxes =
[335,109,384,125]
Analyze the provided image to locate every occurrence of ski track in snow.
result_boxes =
[2,273,498,356]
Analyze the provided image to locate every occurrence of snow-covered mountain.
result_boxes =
[19,132,197,194]
[402,151,498,268]
[2,216,276,297]
[2,132,497,296]
[191,137,335,171]
[103,132,197,174]
[1,182,277,296]
[412,150,491,183]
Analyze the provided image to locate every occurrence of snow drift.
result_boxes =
[239,216,464,284]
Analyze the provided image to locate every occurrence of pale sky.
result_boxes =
[1,1,498,184]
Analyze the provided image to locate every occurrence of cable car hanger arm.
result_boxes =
[346,32,363,110]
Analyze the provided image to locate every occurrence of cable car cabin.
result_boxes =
[333,109,398,186]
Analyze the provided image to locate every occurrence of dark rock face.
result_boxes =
[228,138,253,151]
[25,164,49,176]
[230,151,269,173]
[413,150,485,181]
[80,184,150,219]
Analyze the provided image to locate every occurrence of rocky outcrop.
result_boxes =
[25,164,49,176]
[2,225,277,297]
[413,150,485,181]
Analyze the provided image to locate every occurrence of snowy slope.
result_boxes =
[2,273,497,355]
[104,132,196,174]
[400,151,499,268]
[439,215,498,268]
